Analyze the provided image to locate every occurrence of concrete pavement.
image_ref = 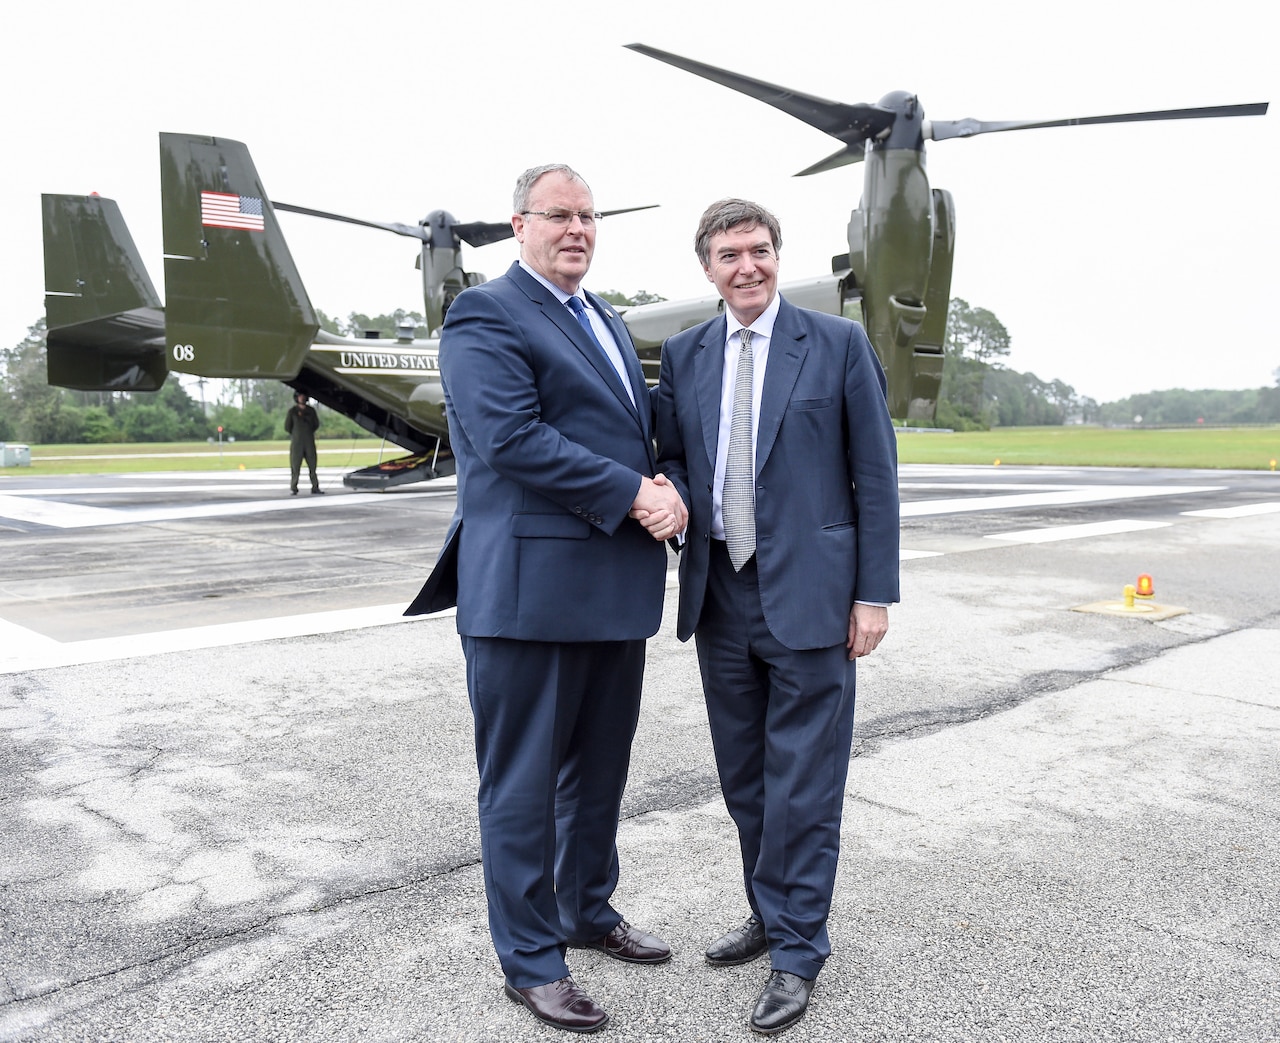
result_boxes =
[2,577,1277,1041]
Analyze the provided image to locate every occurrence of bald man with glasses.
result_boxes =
[408,164,686,1034]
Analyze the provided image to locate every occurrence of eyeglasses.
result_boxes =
[521,209,603,227]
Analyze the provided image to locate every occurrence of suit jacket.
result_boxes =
[406,262,667,641]
[654,295,899,650]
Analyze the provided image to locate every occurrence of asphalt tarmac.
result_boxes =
[1,464,1278,1042]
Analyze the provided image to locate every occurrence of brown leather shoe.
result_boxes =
[572,919,671,964]
[504,975,609,1033]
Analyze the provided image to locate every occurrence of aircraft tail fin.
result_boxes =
[42,193,169,391]
[160,133,319,379]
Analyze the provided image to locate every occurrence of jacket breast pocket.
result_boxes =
[790,396,833,411]
[511,513,592,539]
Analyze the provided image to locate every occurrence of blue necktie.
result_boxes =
[565,295,635,406]
[565,295,606,355]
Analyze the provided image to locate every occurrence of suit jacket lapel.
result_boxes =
[756,297,806,473]
[693,315,728,470]
[510,264,641,422]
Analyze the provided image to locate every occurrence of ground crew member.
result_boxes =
[285,392,323,495]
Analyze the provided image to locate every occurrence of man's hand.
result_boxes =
[847,603,888,660]
[629,473,688,541]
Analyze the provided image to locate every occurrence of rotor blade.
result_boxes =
[452,207,658,248]
[451,221,513,248]
[793,143,868,177]
[600,204,659,218]
[625,44,895,149]
[928,101,1269,142]
[272,201,428,241]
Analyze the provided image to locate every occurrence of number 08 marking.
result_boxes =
[172,344,195,362]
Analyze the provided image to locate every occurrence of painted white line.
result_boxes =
[0,495,122,527]
[901,549,943,559]
[985,519,1172,544]
[1,484,307,496]
[899,465,1087,478]
[0,489,447,529]
[899,482,1093,492]
[902,485,1221,517]
[1181,502,1280,519]
[32,449,398,461]
[0,603,448,675]
[0,618,60,650]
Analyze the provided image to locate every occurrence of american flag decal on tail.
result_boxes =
[200,191,265,231]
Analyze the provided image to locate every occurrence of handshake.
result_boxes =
[629,474,688,541]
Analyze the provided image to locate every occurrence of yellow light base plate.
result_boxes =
[1071,600,1189,621]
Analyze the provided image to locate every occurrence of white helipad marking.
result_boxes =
[0,603,449,675]
[1,484,303,496]
[0,495,123,527]
[0,618,60,650]
[899,482,1091,491]
[1181,502,1280,519]
[33,449,388,461]
[0,489,448,529]
[902,485,1220,517]
[985,519,1171,544]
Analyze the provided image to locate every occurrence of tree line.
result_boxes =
[0,318,368,445]
[3,300,1277,445]
[935,298,1280,429]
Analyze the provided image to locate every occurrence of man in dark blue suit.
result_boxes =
[408,164,687,1033]
[652,199,899,1034]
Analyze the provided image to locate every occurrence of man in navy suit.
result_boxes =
[408,164,686,1033]
[652,198,899,1034]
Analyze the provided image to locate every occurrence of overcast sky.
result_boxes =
[3,0,1275,403]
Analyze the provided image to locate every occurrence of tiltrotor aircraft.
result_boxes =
[42,45,1267,487]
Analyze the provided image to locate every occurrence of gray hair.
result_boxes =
[513,164,591,213]
[693,198,782,265]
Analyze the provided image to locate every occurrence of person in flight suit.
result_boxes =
[285,391,323,495]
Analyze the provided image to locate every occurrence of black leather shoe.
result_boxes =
[311,488,325,495]
[504,975,609,1033]
[706,915,767,966]
[571,919,671,964]
[750,970,815,1035]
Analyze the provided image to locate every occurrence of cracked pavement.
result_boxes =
[2,497,1278,1041]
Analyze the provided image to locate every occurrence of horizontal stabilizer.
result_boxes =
[42,194,168,391]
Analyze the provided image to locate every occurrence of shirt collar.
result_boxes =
[519,260,582,308]
[725,292,781,343]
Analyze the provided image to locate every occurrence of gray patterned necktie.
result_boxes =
[722,329,756,570]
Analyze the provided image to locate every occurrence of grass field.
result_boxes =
[894,426,1280,470]
[2,427,1279,476]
